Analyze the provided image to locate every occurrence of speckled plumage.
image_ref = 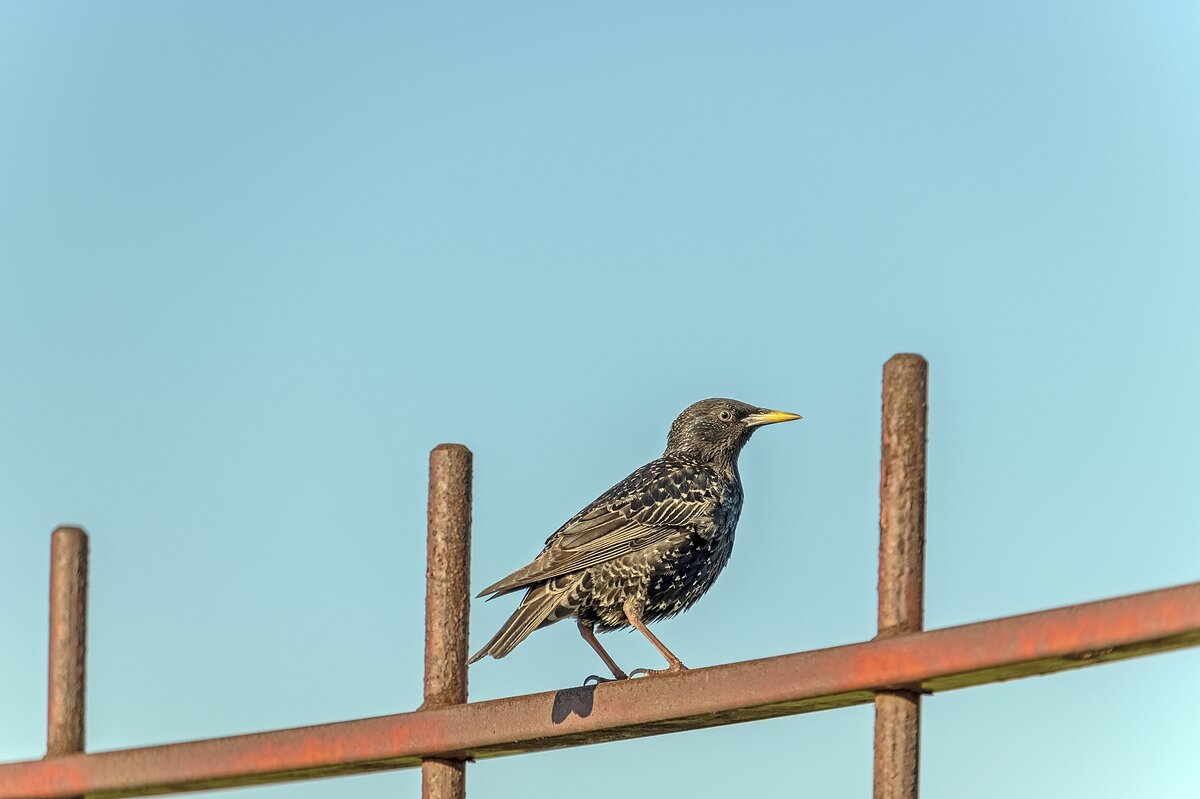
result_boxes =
[469,398,800,679]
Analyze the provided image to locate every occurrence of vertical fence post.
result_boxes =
[422,444,473,799]
[874,354,928,799]
[47,526,89,759]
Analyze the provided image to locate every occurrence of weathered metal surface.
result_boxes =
[875,355,927,799]
[874,691,920,799]
[422,445,472,799]
[47,527,88,759]
[877,354,927,639]
[3,581,1197,799]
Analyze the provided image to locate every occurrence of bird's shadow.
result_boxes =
[550,684,597,724]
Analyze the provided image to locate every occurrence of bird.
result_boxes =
[469,398,801,680]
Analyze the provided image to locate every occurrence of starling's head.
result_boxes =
[664,398,801,464]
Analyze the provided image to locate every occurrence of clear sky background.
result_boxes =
[2,4,1198,798]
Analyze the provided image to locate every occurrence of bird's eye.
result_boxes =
[718,409,735,422]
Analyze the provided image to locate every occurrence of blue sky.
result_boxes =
[2,3,1198,797]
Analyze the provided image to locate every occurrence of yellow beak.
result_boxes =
[744,409,803,427]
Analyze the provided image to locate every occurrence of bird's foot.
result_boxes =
[583,672,628,685]
[629,662,689,678]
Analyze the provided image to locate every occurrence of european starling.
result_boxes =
[470,398,801,679]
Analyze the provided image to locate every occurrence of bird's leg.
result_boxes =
[623,599,688,677]
[578,620,629,681]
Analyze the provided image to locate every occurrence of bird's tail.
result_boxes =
[468,581,574,664]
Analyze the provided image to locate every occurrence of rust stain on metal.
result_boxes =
[875,354,928,799]
[421,444,472,799]
[47,527,88,759]
[877,354,927,636]
[423,444,472,708]
[874,690,920,799]
[2,582,1197,799]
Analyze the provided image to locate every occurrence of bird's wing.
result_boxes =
[477,459,719,598]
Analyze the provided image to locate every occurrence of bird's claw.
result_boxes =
[629,664,688,678]
[629,667,666,678]
[583,673,626,685]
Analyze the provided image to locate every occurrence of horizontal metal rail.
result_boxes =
[3,581,1197,799]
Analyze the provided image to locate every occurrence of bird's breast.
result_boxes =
[637,483,743,620]
[710,483,743,539]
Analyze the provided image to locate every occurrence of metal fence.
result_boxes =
[3,354,1198,799]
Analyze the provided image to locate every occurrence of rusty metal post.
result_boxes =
[47,526,89,759]
[422,445,472,799]
[874,354,928,799]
